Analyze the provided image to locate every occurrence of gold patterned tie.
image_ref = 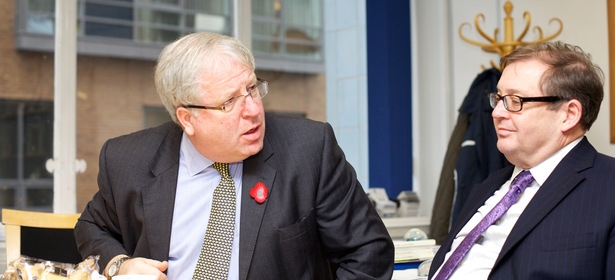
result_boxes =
[192,162,236,280]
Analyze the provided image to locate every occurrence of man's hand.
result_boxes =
[114,257,169,280]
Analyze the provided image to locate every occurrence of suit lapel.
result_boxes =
[238,139,275,280]
[142,123,182,260]
[494,137,595,266]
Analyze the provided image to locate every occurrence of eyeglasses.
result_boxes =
[182,78,269,112]
[488,92,565,112]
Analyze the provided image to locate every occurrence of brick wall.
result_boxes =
[74,56,160,210]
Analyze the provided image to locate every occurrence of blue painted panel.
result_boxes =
[366,0,412,198]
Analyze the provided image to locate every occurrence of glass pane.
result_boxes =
[252,0,279,18]
[137,8,180,25]
[27,13,54,34]
[26,0,55,35]
[0,103,18,179]
[284,0,322,29]
[252,0,323,60]
[191,13,230,33]
[136,26,180,43]
[0,100,53,210]
[23,103,53,180]
[252,21,279,38]
[285,26,320,54]
[137,0,179,4]
[26,188,53,207]
[84,3,134,39]
[0,188,15,208]
[253,38,277,54]
[28,0,54,13]
[185,0,231,34]
[186,0,228,14]
[283,0,322,47]
[136,8,181,43]
[85,3,134,21]
[253,29,321,58]
[85,22,133,39]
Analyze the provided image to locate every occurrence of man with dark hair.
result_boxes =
[430,41,615,279]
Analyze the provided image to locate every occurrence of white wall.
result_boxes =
[411,0,454,217]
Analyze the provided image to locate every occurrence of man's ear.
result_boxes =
[176,107,195,135]
[561,99,582,133]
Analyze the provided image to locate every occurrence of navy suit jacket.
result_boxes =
[75,113,394,279]
[429,137,615,279]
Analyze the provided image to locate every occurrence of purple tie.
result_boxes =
[434,170,534,280]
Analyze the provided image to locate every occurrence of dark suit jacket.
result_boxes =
[429,137,615,279]
[75,113,394,279]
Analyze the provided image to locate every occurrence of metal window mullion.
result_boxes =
[77,0,85,36]
[279,0,287,54]
[180,0,188,35]
[85,0,133,8]
[85,16,133,26]
[16,0,28,32]
[16,103,25,209]
[132,0,137,42]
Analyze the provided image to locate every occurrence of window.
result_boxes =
[252,0,322,60]
[16,0,233,60]
[0,100,54,211]
[252,0,324,73]
[15,0,324,73]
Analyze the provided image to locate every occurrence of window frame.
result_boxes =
[14,0,324,73]
[0,99,54,212]
[14,0,234,61]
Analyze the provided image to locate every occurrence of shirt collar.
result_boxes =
[180,132,214,176]
[515,136,583,186]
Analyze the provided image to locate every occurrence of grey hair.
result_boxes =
[154,32,255,123]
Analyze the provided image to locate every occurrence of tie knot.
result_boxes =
[212,162,230,178]
[512,170,534,193]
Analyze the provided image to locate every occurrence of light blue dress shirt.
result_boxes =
[167,133,243,279]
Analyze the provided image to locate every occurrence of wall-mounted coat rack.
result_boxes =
[459,1,563,69]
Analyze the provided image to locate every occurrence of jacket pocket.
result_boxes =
[277,209,329,279]
[539,232,597,252]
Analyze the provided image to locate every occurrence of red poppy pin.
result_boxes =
[250,182,268,204]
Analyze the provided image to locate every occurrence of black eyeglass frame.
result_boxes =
[182,78,268,112]
[488,92,566,112]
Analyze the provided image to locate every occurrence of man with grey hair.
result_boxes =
[75,32,394,280]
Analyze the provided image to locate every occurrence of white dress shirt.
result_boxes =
[433,137,582,279]
[167,133,243,279]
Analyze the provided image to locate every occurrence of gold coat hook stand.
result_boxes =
[459,1,563,69]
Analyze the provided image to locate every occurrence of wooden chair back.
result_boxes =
[1,208,82,267]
